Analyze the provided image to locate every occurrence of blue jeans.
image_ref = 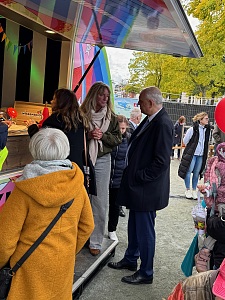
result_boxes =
[184,155,203,190]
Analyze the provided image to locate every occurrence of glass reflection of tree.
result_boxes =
[99,0,140,45]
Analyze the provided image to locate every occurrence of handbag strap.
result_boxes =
[11,199,74,274]
[83,129,88,167]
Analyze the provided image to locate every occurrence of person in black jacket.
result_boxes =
[0,120,12,170]
[27,88,85,172]
[0,121,8,151]
[127,107,142,135]
[206,212,225,270]
[108,115,130,242]
[171,115,186,160]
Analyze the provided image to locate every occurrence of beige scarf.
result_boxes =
[89,106,111,165]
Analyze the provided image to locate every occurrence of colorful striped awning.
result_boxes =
[0,0,203,58]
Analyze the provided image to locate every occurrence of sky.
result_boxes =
[106,15,199,84]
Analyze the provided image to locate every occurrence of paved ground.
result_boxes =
[79,157,201,300]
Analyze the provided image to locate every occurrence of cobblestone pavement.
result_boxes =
[79,158,200,300]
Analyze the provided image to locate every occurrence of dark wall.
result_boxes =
[0,19,61,106]
[16,26,33,102]
[43,39,61,103]
[163,101,215,126]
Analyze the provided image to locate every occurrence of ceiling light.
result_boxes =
[45,30,55,34]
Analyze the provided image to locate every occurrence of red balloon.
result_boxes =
[215,98,225,133]
[7,107,18,118]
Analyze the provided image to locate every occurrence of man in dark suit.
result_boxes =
[108,86,173,284]
[127,107,142,134]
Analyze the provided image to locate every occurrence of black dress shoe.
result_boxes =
[119,206,126,217]
[121,270,153,285]
[108,259,137,271]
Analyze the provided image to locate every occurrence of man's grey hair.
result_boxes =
[29,128,70,160]
[143,87,163,105]
[130,107,141,119]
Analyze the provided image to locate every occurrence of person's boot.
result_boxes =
[119,206,126,217]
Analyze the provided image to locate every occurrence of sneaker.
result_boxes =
[185,190,192,199]
[108,231,118,242]
[192,190,197,200]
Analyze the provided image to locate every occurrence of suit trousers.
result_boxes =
[89,153,111,250]
[124,210,156,277]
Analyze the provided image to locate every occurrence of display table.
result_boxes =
[1,132,32,172]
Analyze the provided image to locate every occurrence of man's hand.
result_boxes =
[25,119,37,127]
[2,120,12,127]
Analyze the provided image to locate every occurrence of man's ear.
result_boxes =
[148,100,153,107]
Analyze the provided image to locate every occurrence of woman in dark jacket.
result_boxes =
[27,88,85,171]
[171,115,186,160]
[178,112,210,200]
[108,115,130,242]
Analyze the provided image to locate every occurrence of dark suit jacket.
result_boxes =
[117,107,173,212]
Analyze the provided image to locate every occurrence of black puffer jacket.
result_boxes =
[207,214,225,268]
[178,122,210,179]
[110,132,130,188]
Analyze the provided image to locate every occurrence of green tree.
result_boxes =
[186,0,225,95]
[187,0,225,56]
[128,52,195,96]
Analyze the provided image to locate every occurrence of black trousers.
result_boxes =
[108,188,120,232]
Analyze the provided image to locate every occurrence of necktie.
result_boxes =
[138,119,149,134]
[125,119,149,166]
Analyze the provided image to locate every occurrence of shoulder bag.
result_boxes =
[83,130,97,196]
[0,199,74,300]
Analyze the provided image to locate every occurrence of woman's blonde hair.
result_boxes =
[80,82,114,128]
[192,112,208,122]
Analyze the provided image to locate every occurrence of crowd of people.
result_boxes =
[1,81,225,299]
